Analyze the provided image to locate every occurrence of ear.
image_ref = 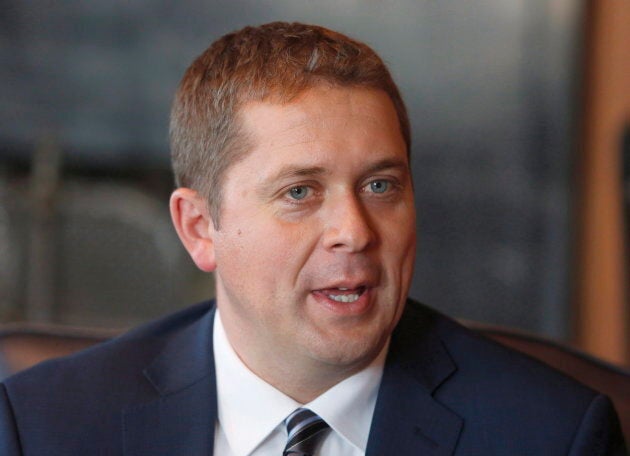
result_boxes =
[170,188,217,272]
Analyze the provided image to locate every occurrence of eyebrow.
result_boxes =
[271,158,408,181]
[362,158,410,175]
[268,165,329,183]
[255,165,328,196]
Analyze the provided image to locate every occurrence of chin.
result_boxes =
[307,331,387,370]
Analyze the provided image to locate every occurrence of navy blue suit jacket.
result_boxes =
[0,300,625,455]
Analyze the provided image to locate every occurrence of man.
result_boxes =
[0,22,625,455]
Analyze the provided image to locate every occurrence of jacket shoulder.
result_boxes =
[397,301,626,453]
[3,300,215,395]
[0,301,215,455]
[401,300,597,397]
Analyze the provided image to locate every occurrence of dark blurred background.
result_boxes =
[0,1,627,365]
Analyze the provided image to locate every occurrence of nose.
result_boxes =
[321,193,376,252]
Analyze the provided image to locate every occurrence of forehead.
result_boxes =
[235,86,406,169]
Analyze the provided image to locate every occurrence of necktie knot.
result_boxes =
[283,408,331,456]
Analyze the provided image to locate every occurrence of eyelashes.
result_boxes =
[282,178,402,206]
[362,179,390,194]
[287,185,311,201]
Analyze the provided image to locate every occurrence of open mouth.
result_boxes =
[320,286,367,303]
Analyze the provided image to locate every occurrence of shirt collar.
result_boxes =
[306,338,388,452]
[214,310,300,456]
[213,309,388,455]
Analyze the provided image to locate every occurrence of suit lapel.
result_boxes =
[123,307,217,455]
[121,301,462,455]
[366,303,463,456]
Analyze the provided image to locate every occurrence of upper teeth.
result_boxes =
[328,293,359,303]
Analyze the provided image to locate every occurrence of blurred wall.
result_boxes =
[1,1,584,339]
[574,0,629,365]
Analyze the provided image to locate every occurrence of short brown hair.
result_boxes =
[170,21,410,226]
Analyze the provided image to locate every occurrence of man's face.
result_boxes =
[213,86,416,381]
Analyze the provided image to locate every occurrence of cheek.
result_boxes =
[217,221,309,279]
[378,210,416,278]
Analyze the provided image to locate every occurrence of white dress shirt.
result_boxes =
[213,309,388,456]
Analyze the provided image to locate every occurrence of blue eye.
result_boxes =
[289,186,309,200]
[369,180,389,193]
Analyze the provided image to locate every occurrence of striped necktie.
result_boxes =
[283,408,331,456]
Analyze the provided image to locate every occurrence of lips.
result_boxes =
[320,286,366,303]
[310,285,373,316]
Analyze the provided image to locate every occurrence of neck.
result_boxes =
[245,353,364,404]
[229,334,365,403]
[217,311,375,404]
